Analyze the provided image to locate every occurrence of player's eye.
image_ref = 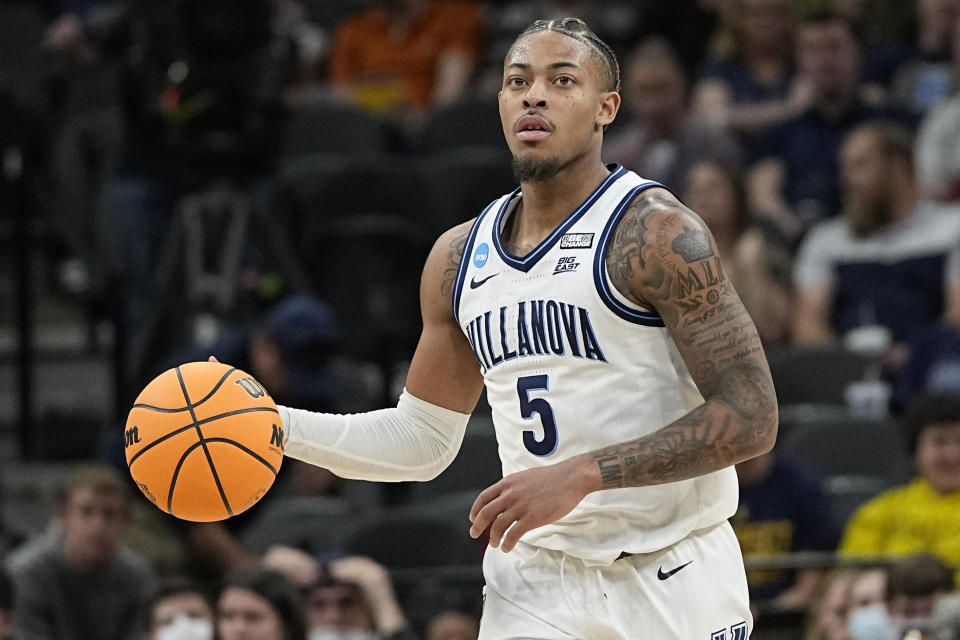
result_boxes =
[555,76,573,85]
[508,77,526,87]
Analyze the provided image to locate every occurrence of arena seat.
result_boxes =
[416,97,503,153]
[344,510,483,569]
[278,102,389,159]
[404,431,501,503]
[766,344,871,407]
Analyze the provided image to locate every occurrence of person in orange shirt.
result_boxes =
[328,0,484,117]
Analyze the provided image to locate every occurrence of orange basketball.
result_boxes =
[124,361,284,522]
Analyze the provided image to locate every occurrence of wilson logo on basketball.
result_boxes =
[235,377,267,398]
[270,424,285,451]
[125,426,141,447]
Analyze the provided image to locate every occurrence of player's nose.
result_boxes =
[522,79,548,109]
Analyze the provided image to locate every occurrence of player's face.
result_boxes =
[499,31,618,181]
[915,422,960,494]
[217,587,286,640]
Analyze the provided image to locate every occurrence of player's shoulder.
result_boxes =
[424,218,479,302]
[610,185,712,259]
[429,218,478,270]
[622,185,701,226]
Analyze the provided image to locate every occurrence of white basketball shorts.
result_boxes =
[478,521,752,640]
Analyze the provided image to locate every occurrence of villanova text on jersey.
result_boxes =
[464,299,607,373]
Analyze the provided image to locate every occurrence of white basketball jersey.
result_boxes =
[452,165,739,564]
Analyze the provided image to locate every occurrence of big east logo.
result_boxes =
[553,256,580,274]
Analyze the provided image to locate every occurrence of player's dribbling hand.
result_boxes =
[468,454,594,553]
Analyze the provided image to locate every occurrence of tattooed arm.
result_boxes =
[469,190,778,551]
[404,220,486,413]
[592,187,778,487]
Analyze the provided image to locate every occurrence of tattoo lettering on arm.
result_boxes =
[595,189,778,489]
[440,228,469,298]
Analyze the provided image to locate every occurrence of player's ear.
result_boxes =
[597,91,620,129]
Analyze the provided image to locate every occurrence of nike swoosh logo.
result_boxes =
[657,560,693,580]
[470,273,498,289]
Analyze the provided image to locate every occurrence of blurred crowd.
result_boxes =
[2,0,960,638]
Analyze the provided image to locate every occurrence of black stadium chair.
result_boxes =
[405,431,502,503]
[416,97,504,153]
[778,415,912,524]
[301,0,373,31]
[778,415,910,481]
[344,510,484,569]
[0,2,47,111]
[766,344,871,407]
[279,102,389,159]
[240,496,358,556]
[423,147,515,236]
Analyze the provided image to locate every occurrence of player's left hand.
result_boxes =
[469,454,594,553]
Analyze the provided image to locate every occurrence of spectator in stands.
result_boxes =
[872,0,960,115]
[217,567,306,640]
[681,158,791,345]
[603,37,742,190]
[425,611,478,640]
[327,0,483,123]
[263,547,416,640]
[692,0,806,146]
[732,451,839,612]
[894,314,960,410]
[171,294,343,413]
[849,568,888,611]
[748,9,913,236]
[845,568,890,640]
[915,9,960,203]
[886,553,955,636]
[847,554,955,640]
[147,577,215,640]
[6,463,155,640]
[804,569,858,640]
[839,393,960,585]
[791,121,960,348]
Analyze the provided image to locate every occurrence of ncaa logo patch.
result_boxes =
[473,243,490,268]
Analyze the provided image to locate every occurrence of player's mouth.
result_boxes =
[515,114,552,141]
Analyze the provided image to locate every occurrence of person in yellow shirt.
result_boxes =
[839,393,960,586]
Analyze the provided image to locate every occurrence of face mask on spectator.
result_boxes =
[155,614,214,640]
[848,604,897,640]
[309,628,380,640]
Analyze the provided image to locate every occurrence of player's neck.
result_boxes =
[517,160,612,232]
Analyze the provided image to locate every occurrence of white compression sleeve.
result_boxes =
[278,389,471,482]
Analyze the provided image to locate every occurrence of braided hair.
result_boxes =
[510,18,621,93]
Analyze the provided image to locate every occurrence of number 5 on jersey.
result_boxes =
[517,375,558,456]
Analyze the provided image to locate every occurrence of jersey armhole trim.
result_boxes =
[452,199,498,325]
[593,182,667,327]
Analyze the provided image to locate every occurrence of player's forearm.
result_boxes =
[279,390,470,482]
[583,363,777,491]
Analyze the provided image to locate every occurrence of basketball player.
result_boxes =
[275,18,778,639]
